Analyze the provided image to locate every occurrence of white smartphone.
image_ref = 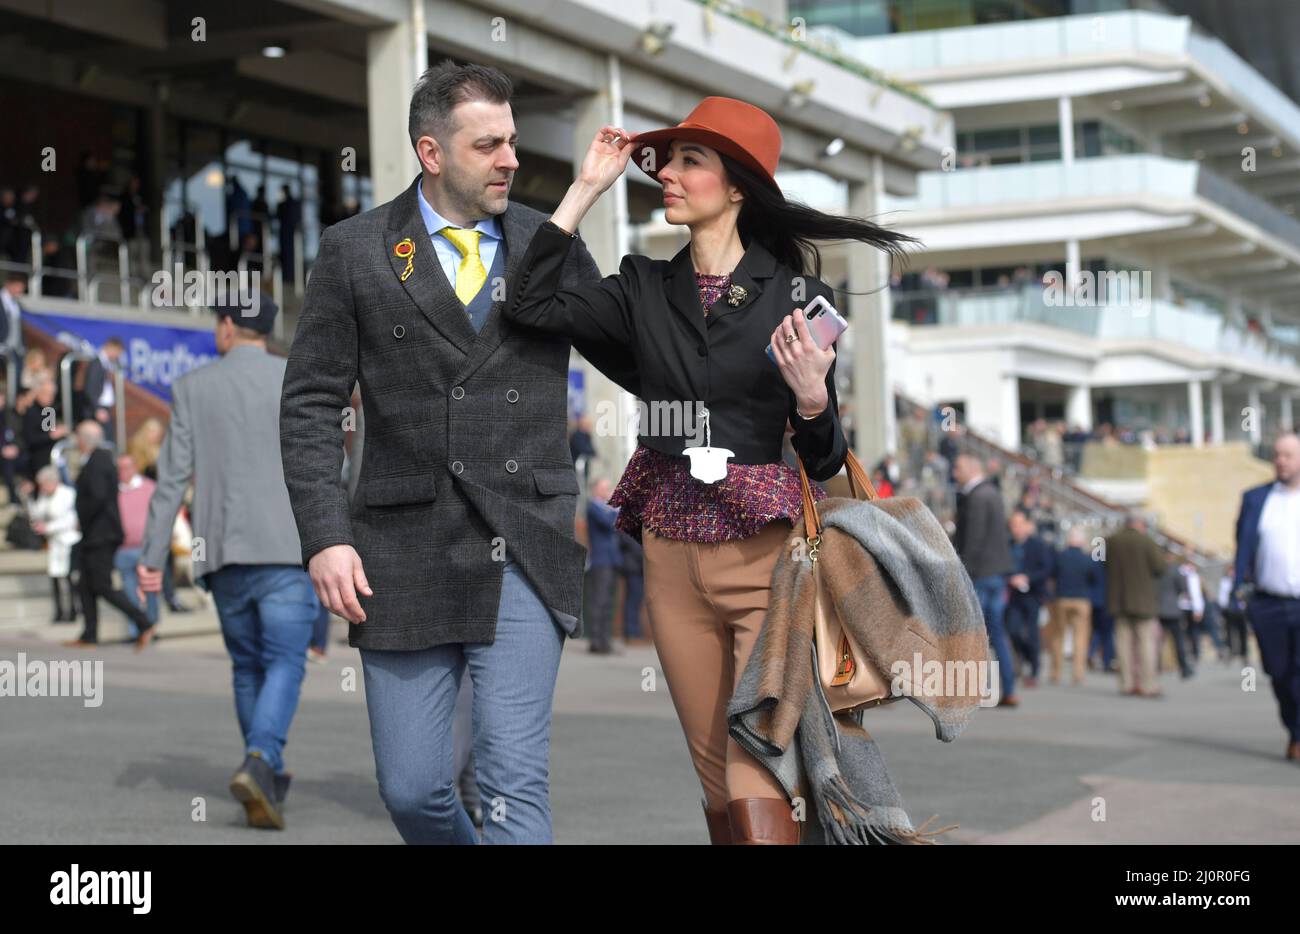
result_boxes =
[765,294,849,363]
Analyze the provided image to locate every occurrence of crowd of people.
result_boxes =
[1,333,198,638]
[2,155,367,308]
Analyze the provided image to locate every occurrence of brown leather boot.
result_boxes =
[727,797,800,845]
[702,799,732,845]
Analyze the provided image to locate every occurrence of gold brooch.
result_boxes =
[726,284,748,306]
[394,238,415,281]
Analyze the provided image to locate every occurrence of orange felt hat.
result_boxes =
[633,97,782,193]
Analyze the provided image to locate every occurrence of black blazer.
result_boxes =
[504,220,847,481]
[75,446,124,549]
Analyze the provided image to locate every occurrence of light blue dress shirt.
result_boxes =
[416,182,503,292]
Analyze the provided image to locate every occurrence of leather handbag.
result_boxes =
[796,449,902,714]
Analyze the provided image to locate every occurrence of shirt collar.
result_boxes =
[417,182,501,244]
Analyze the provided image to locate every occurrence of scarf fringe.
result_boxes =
[814,773,946,845]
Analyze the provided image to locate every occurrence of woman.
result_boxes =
[502,97,913,844]
[128,416,165,481]
[27,464,81,622]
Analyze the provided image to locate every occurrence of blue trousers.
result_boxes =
[360,559,565,844]
[1248,594,1300,744]
[974,575,1015,700]
[206,564,317,774]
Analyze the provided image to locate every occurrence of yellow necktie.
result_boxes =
[440,226,487,306]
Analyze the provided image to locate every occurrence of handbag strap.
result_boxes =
[798,447,878,541]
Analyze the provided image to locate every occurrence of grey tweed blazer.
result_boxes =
[279,175,639,651]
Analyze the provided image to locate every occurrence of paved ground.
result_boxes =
[2,607,1298,844]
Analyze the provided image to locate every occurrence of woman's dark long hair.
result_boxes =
[719,152,918,285]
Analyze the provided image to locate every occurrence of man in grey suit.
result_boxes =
[279,60,637,844]
[138,294,318,831]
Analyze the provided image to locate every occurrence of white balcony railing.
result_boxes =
[826,10,1190,75]
[883,154,1300,253]
[894,284,1300,370]
[884,154,1198,212]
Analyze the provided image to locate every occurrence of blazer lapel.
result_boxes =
[705,237,775,324]
[386,175,476,356]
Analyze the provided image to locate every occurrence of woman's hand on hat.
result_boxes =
[553,126,637,233]
[770,307,834,417]
[577,125,637,193]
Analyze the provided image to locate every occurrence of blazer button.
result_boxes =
[697,344,707,356]
[393,324,405,339]
[506,388,519,403]
[451,386,465,400]
[505,459,518,473]
[451,460,464,475]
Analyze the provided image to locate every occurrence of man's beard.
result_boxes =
[444,169,508,219]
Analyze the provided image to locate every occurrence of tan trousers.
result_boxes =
[642,519,791,810]
[1114,615,1160,694]
[1048,597,1092,683]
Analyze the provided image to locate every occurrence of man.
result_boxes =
[1104,512,1166,697]
[1156,552,1194,679]
[1233,432,1300,761]
[584,477,620,655]
[279,60,637,845]
[1,272,26,374]
[63,420,153,649]
[115,453,159,638]
[1049,527,1098,685]
[81,336,125,445]
[1217,567,1248,662]
[137,295,318,830]
[1087,553,1115,672]
[1,384,26,505]
[1005,508,1053,688]
[619,527,647,646]
[952,453,1017,706]
[20,378,66,482]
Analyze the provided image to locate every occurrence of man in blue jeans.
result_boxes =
[952,453,1018,706]
[138,294,315,830]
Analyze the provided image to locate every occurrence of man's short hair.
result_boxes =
[408,59,513,150]
[103,337,124,352]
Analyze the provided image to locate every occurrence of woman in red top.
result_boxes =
[504,97,913,844]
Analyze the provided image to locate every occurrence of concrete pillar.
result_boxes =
[571,59,636,480]
[366,16,423,204]
[1067,383,1092,430]
[1281,394,1295,432]
[1209,378,1225,444]
[847,155,896,471]
[1188,379,1203,447]
[1066,238,1081,293]
[1001,373,1022,450]
[1247,386,1263,446]
[1059,96,1075,166]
